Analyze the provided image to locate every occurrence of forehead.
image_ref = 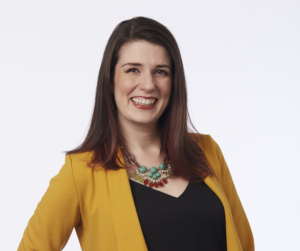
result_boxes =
[117,40,171,65]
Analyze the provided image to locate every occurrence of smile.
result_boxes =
[131,97,157,106]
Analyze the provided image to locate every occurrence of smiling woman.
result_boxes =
[18,17,254,251]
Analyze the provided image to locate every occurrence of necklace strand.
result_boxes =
[121,146,174,188]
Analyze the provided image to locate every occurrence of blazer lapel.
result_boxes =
[204,175,243,251]
[107,148,148,251]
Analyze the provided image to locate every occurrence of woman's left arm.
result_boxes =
[212,138,255,251]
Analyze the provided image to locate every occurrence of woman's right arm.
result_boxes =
[18,155,81,251]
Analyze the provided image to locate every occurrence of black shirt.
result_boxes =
[129,179,227,251]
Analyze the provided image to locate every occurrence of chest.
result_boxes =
[129,180,227,251]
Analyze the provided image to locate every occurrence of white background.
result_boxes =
[1,0,299,250]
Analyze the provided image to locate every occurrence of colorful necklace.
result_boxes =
[121,146,174,188]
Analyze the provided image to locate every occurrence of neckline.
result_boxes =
[129,179,191,199]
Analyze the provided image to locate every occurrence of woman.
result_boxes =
[18,17,254,251]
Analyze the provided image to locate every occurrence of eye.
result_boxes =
[126,68,139,73]
[156,70,168,75]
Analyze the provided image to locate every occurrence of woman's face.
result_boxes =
[114,40,172,127]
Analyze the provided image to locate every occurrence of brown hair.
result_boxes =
[66,16,213,182]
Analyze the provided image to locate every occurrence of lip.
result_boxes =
[131,96,157,100]
[130,98,157,110]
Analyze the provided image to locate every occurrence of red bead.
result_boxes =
[159,182,164,187]
[144,180,149,185]
[149,182,154,188]
[162,178,168,184]
[154,183,159,188]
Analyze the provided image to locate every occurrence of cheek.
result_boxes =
[160,80,172,99]
[114,76,134,109]
[115,76,129,97]
[114,87,128,109]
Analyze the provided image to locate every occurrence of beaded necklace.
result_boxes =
[121,146,174,188]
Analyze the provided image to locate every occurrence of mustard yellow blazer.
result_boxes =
[18,134,254,251]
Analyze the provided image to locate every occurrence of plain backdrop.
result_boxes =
[1,0,299,250]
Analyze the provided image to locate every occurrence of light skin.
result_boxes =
[114,40,189,198]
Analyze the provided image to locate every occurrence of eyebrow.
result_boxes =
[121,63,171,69]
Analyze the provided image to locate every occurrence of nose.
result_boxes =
[139,71,155,92]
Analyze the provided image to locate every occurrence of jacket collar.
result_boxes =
[203,175,242,250]
[107,148,148,250]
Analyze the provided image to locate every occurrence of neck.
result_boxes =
[118,118,161,155]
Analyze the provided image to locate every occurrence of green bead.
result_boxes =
[139,176,144,183]
[159,163,166,170]
[153,174,157,179]
[129,173,135,178]
[148,173,153,178]
[156,172,161,177]
[150,166,157,174]
[134,174,139,180]
[139,166,147,173]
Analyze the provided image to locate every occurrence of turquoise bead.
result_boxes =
[159,163,166,170]
[139,166,147,173]
[150,166,157,174]
[148,173,153,178]
[153,174,157,179]
[156,172,161,177]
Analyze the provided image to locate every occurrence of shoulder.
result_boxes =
[189,133,224,180]
[62,151,108,209]
[65,151,106,187]
[67,151,94,167]
[189,133,221,156]
[67,150,107,168]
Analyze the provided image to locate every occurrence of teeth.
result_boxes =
[132,98,156,106]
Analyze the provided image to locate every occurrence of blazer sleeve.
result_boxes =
[18,155,81,251]
[211,137,255,251]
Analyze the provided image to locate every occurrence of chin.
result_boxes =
[130,116,158,125]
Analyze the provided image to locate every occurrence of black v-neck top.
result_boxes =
[129,179,227,251]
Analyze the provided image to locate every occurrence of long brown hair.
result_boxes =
[66,17,213,182]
